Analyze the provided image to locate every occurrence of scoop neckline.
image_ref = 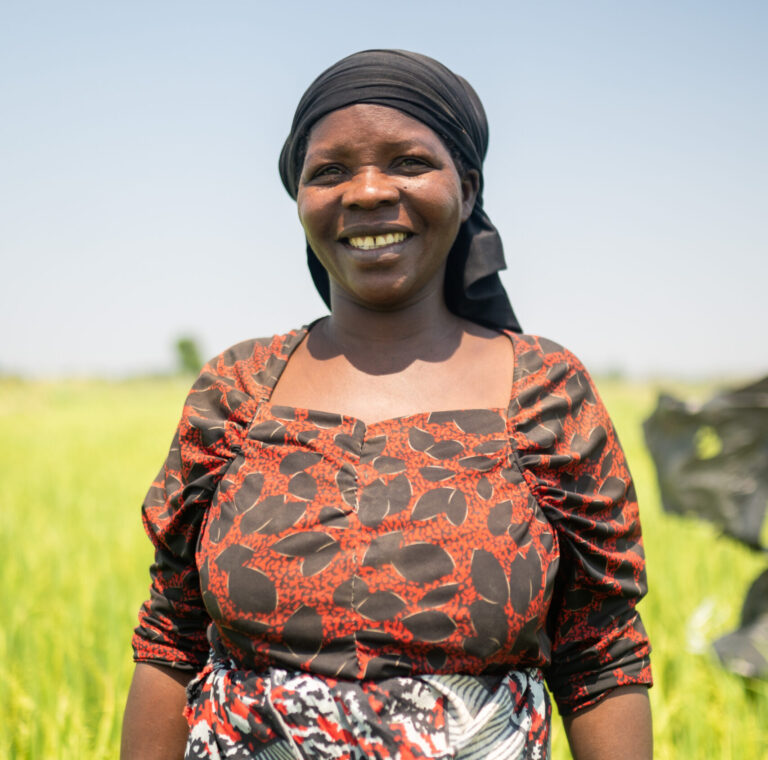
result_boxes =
[260,401,510,432]
[259,321,520,427]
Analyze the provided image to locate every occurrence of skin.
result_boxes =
[564,686,653,759]
[121,103,652,759]
[275,104,514,421]
[121,663,191,760]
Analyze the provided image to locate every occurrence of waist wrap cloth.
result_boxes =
[184,649,551,760]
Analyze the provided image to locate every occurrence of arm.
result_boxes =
[121,662,192,760]
[125,344,263,757]
[510,337,653,712]
[564,685,652,760]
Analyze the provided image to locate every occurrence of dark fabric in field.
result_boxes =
[279,49,521,332]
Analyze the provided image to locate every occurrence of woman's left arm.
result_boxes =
[511,337,653,738]
[564,685,652,760]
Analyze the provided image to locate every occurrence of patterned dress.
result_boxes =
[132,327,652,759]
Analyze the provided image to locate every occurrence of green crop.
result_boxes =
[1,376,766,759]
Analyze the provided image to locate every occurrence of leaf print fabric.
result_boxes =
[132,326,652,754]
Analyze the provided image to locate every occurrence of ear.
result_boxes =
[460,169,480,222]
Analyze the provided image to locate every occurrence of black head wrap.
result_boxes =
[279,49,521,332]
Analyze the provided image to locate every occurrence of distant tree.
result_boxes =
[175,336,203,374]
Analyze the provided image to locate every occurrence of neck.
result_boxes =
[331,291,460,343]
[309,281,467,372]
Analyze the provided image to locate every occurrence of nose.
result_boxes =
[341,167,399,209]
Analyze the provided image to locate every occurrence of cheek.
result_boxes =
[421,184,465,233]
[296,193,326,241]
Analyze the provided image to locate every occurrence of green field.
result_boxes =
[1,376,766,759]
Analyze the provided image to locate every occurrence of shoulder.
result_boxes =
[508,332,590,382]
[507,333,601,427]
[205,330,297,376]
[196,327,306,395]
[174,328,306,431]
[168,328,308,453]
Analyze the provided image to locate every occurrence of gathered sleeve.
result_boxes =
[509,335,652,715]
[131,339,265,669]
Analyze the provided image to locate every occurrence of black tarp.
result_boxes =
[712,568,768,679]
[644,376,768,679]
[644,376,768,549]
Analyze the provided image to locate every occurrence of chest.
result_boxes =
[196,403,559,678]
[268,332,515,425]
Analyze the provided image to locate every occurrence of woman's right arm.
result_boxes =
[125,344,263,758]
[121,663,192,760]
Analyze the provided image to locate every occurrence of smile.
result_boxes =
[346,232,409,251]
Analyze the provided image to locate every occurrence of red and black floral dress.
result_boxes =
[132,327,652,760]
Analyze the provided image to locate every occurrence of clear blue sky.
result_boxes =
[1,1,766,378]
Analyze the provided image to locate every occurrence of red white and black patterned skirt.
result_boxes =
[184,650,550,759]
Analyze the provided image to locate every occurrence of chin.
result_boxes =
[341,284,423,311]
[351,293,412,311]
[329,263,446,312]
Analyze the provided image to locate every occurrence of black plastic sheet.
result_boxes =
[712,568,768,679]
[644,376,768,679]
[644,376,768,549]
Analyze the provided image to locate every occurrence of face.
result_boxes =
[297,104,478,310]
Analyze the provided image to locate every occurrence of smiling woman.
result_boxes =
[121,50,653,760]
[296,105,476,312]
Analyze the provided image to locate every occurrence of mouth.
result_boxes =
[343,231,410,251]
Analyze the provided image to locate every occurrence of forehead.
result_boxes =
[304,104,448,156]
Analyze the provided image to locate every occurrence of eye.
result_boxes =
[396,156,432,171]
[301,163,346,185]
[393,155,437,177]
[312,164,344,179]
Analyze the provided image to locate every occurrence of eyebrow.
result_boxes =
[304,137,439,162]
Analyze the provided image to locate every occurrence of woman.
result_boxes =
[122,50,652,759]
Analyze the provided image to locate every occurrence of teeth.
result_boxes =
[347,232,407,250]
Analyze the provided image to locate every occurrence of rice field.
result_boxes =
[1,375,766,759]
